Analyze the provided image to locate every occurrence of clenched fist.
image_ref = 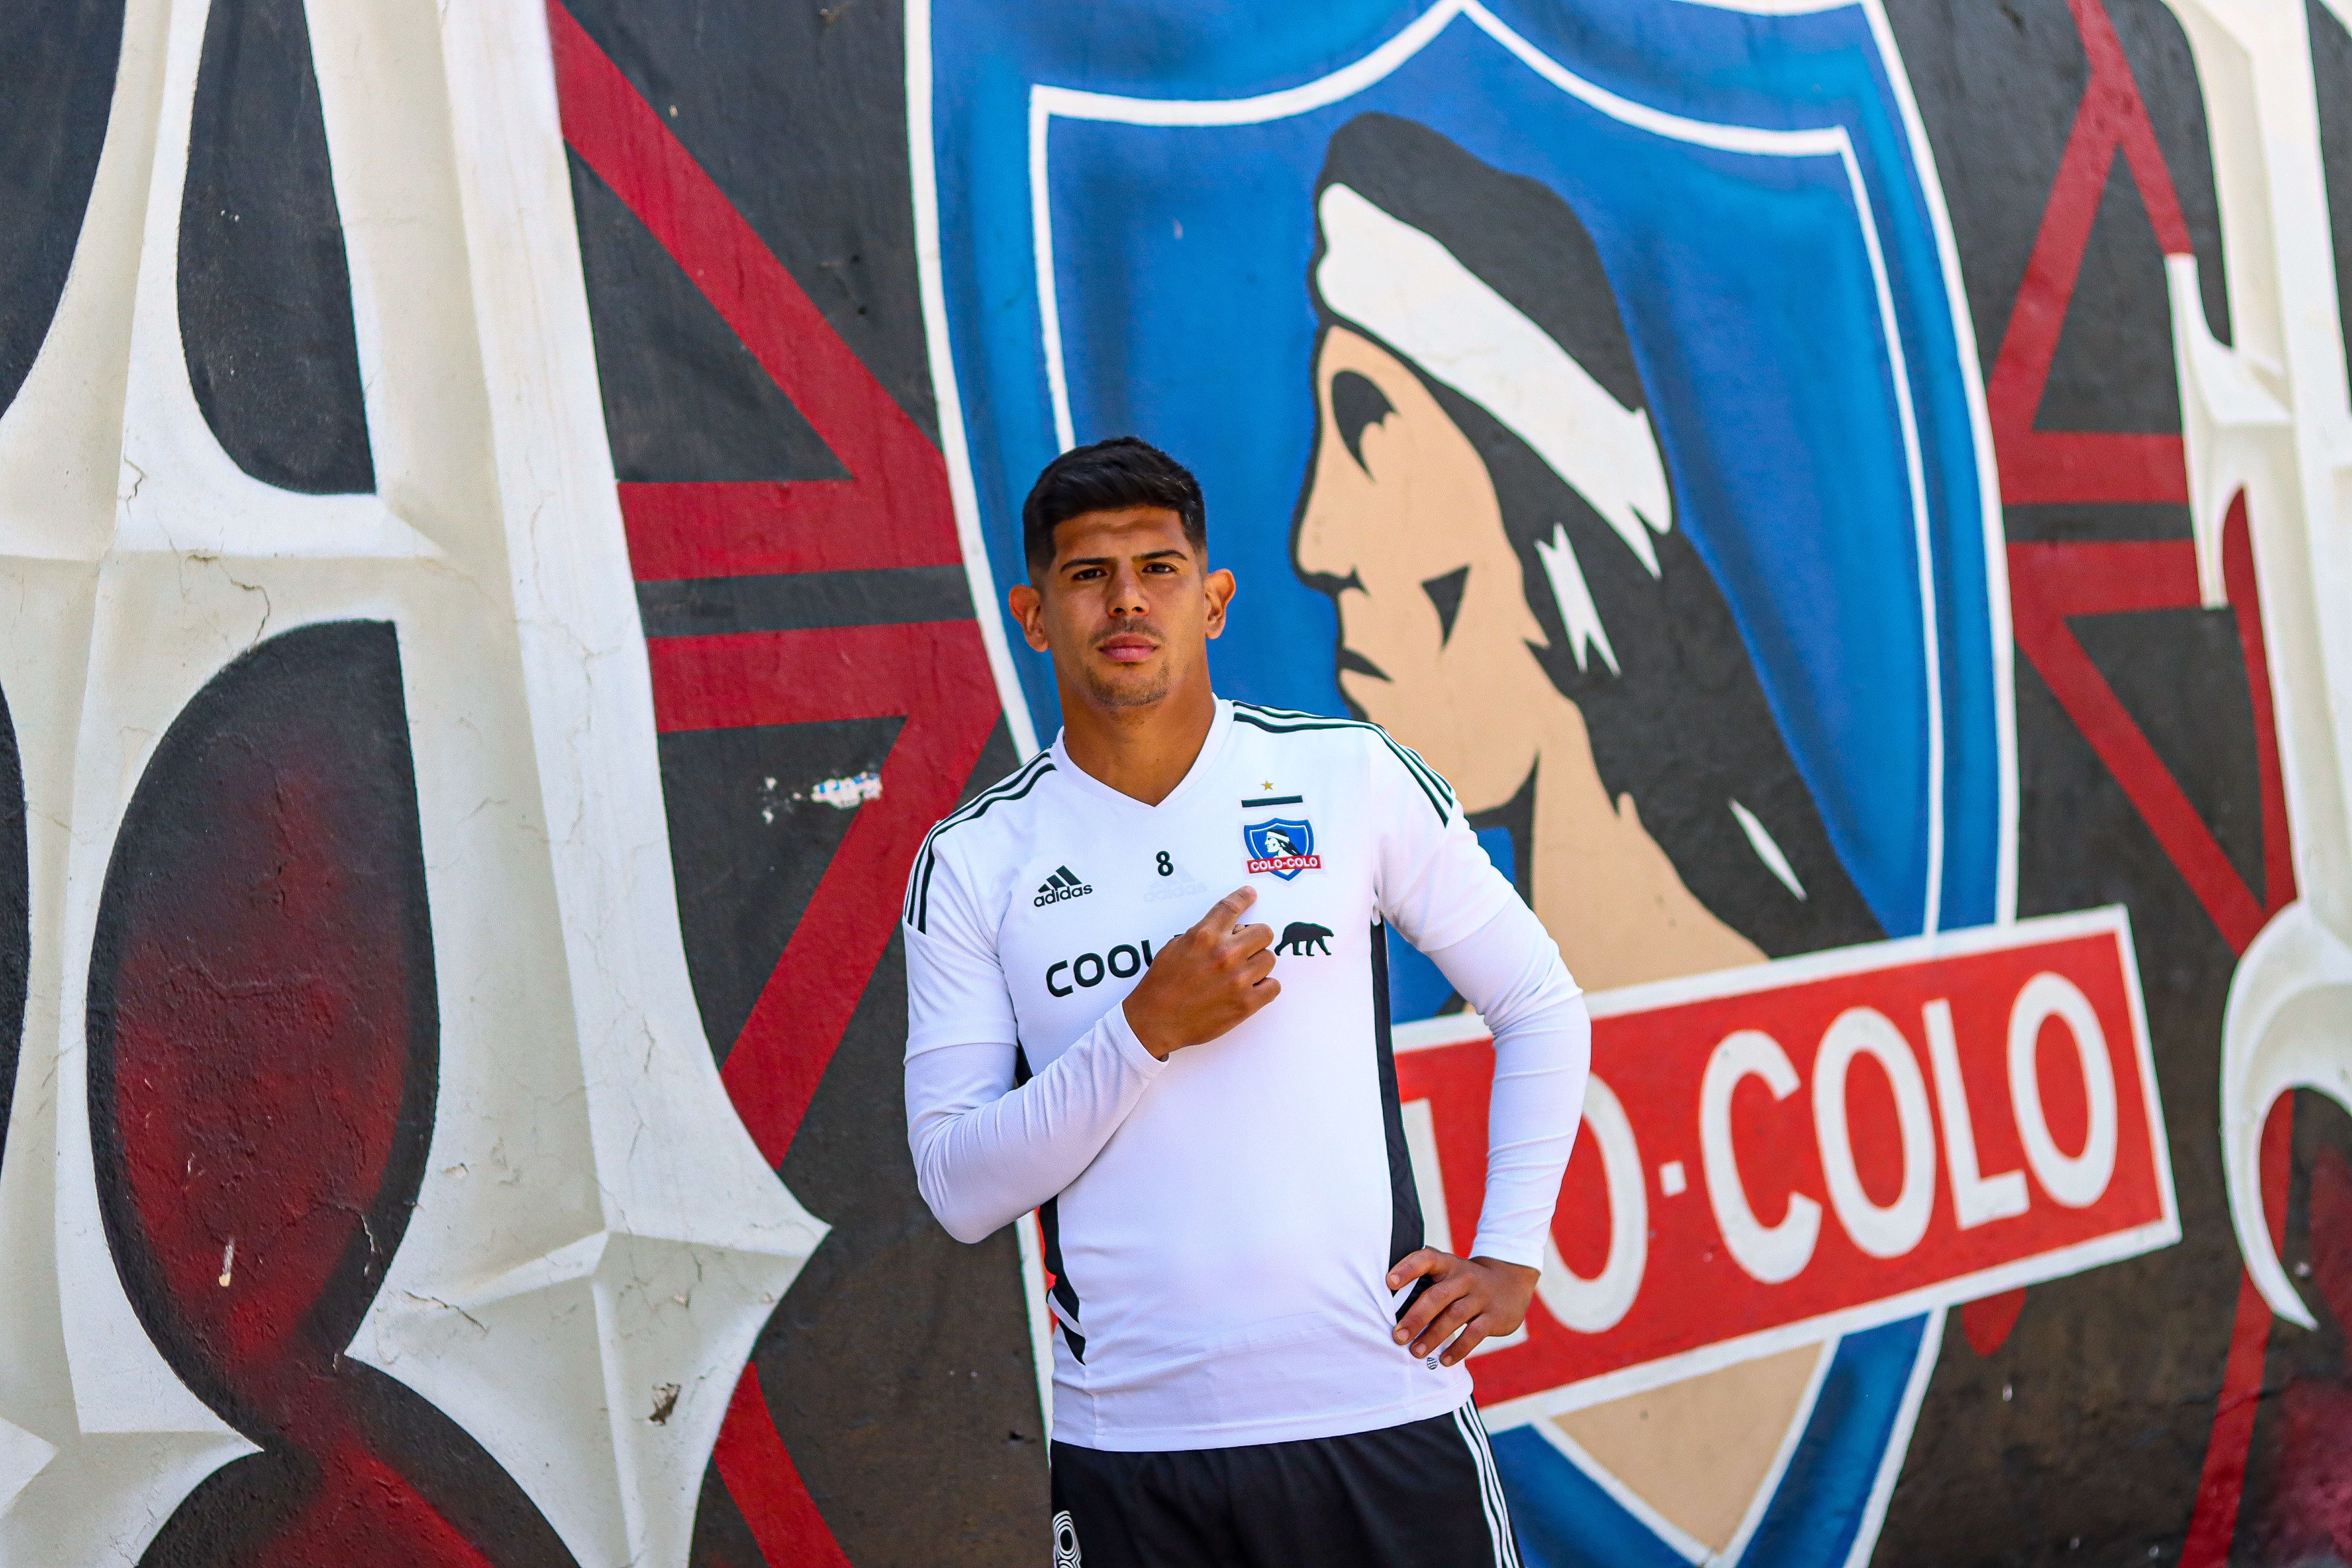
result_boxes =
[1123,886,1280,1058]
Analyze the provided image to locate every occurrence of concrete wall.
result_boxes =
[0,0,2348,1563]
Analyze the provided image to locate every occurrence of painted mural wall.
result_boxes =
[0,0,2349,1564]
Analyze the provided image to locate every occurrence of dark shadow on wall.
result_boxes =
[0,682,25,1175]
[2308,0,2352,400]
[178,0,374,494]
[0,0,124,424]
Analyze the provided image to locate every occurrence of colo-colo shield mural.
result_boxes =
[920,0,2322,1563]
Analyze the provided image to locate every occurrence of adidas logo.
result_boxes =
[1033,865,1094,907]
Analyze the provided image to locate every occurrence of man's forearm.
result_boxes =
[905,1007,1168,1243]
[1474,991,1591,1264]
[1425,905,1592,1266]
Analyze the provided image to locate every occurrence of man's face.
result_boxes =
[1008,505,1233,713]
[1292,325,1554,807]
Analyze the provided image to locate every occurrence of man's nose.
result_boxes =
[1107,565,1150,613]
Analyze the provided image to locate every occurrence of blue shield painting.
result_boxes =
[919,1,2012,1561]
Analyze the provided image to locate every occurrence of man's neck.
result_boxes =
[1057,679,1218,807]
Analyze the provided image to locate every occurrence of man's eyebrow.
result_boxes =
[1059,548,1191,570]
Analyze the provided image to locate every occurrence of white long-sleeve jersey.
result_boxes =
[903,700,1589,1452]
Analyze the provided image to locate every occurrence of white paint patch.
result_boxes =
[811,771,884,810]
[1731,798,1808,901]
[1537,524,1619,675]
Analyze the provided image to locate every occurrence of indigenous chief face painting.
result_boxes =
[1294,115,1885,990]
[1292,111,1904,1551]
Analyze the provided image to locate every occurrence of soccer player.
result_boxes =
[903,437,1591,1568]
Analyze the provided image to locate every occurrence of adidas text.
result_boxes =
[1034,865,1094,907]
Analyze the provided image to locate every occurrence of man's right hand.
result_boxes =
[1123,886,1280,1059]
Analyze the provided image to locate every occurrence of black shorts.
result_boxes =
[1049,1402,1522,1568]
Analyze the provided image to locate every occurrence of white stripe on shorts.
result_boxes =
[1451,1402,1521,1568]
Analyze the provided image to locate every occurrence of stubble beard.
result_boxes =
[1081,660,1174,710]
[1078,615,1178,710]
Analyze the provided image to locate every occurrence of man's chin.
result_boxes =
[1080,665,1173,710]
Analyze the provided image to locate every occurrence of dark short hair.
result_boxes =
[1021,437,1206,576]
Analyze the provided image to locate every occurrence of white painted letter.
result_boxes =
[2008,973,2117,1209]
[1701,1030,1821,1285]
[1814,1007,1937,1259]
[1923,998,2029,1229]
[1539,1076,1647,1333]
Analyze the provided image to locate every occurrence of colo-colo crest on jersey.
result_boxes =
[1243,817,1320,880]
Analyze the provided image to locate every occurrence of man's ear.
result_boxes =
[1203,567,1236,640]
[1007,581,1051,652]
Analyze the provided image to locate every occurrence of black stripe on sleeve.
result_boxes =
[1370,919,1429,1322]
[904,753,1056,931]
[1015,1043,1084,1362]
[1228,704,1454,824]
[1038,1200,1084,1364]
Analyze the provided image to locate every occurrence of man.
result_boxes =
[903,437,1590,1567]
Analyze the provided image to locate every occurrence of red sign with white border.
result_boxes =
[1396,906,2177,1420]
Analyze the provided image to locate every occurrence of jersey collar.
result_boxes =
[1048,698,1235,814]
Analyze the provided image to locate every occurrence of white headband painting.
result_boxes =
[1313,182,1673,577]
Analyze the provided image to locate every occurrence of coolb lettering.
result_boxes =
[1044,937,1170,997]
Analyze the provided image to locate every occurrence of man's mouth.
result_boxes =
[1096,634,1160,666]
[1337,646,1392,683]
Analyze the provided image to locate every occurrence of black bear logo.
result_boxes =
[1274,921,1333,956]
